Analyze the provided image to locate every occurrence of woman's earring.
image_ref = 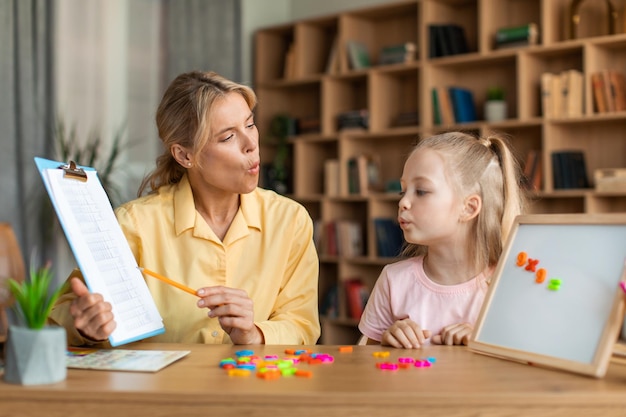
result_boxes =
[187,162,192,167]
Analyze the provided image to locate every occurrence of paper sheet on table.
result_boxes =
[67,348,189,372]
[35,157,164,346]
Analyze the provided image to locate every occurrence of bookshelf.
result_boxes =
[254,0,626,344]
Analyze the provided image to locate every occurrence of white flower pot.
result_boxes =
[3,325,67,385]
[485,100,507,122]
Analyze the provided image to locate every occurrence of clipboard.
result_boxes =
[35,157,165,346]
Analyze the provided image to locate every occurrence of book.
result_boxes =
[347,157,360,194]
[346,41,370,70]
[344,278,369,320]
[561,69,583,117]
[437,86,455,125]
[591,71,608,113]
[320,284,339,318]
[540,72,556,118]
[356,154,382,196]
[283,44,297,79]
[324,159,340,197]
[431,88,441,125]
[428,24,469,58]
[552,72,564,118]
[551,151,590,189]
[449,87,477,123]
[495,23,539,47]
[446,24,469,55]
[602,69,616,112]
[609,70,626,112]
[522,150,543,191]
[326,37,340,74]
[336,220,363,257]
[373,218,404,258]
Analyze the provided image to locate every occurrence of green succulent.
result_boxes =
[7,262,68,329]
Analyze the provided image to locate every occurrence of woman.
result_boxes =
[49,71,321,346]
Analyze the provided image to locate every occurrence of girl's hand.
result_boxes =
[381,318,432,349]
[196,286,264,344]
[68,277,116,341]
[431,322,473,346]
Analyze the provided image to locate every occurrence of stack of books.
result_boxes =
[378,42,417,65]
[494,23,539,49]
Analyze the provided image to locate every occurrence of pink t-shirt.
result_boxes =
[358,256,489,344]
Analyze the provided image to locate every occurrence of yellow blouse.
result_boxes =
[49,175,320,346]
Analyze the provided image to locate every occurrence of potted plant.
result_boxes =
[3,261,69,385]
[484,86,507,122]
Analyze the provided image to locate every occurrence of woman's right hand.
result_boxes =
[68,277,116,341]
[381,318,431,349]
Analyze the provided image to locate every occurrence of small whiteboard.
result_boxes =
[469,214,626,377]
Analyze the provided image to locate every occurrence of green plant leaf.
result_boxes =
[7,264,67,329]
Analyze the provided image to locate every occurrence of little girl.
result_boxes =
[358,131,526,348]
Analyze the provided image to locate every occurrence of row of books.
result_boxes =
[337,109,369,131]
[428,24,469,58]
[540,70,584,118]
[432,86,477,125]
[313,220,363,257]
[319,279,371,320]
[552,151,590,189]
[590,69,626,113]
[347,153,382,196]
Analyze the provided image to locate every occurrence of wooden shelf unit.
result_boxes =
[254,0,626,344]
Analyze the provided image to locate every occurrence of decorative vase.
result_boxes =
[484,100,507,122]
[3,325,67,385]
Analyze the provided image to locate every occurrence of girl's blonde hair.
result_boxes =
[402,131,526,270]
[138,71,257,196]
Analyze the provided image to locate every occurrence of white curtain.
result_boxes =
[162,0,242,86]
[0,0,56,265]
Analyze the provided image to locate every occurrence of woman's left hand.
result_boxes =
[196,286,264,344]
[431,322,473,346]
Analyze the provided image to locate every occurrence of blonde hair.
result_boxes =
[402,131,526,270]
[138,71,257,196]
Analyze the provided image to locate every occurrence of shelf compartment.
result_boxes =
[586,194,626,213]
[370,66,420,131]
[544,117,626,192]
[339,1,420,71]
[295,16,339,78]
[520,45,583,118]
[292,139,338,197]
[254,24,294,83]
[339,132,416,196]
[480,0,541,52]
[322,74,369,135]
[428,54,518,124]
[423,0,478,56]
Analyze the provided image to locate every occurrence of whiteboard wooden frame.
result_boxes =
[469,213,626,378]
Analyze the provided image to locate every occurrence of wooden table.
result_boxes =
[2,343,626,417]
